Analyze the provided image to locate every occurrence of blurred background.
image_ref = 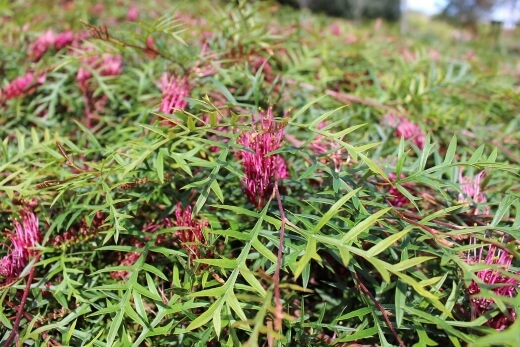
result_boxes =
[276,0,520,30]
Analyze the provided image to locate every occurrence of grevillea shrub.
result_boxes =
[1,1,519,346]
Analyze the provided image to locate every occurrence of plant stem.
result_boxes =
[354,271,406,347]
[3,300,61,346]
[4,254,40,347]
[273,182,286,332]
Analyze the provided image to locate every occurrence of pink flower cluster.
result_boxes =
[173,203,209,261]
[77,53,123,91]
[111,203,208,280]
[466,239,519,330]
[2,72,46,101]
[127,6,139,21]
[0,210,42,279]
[157,73,191,115]
[383,113,425,150]
[28,30,75,61]
[308,121,345,173]
[51,211,105,246]
[330,23,340,36]
[249,55,274,82]
[387,172,410,207]
[458,170,489,215]
[110,240,144,280]
[237,108,288,209]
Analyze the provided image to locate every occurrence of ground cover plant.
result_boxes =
[1,0,520,346]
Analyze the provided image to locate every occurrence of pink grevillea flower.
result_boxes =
[429,48,441,62]
[54,30,75,50]
[237,108,288,209]
[2,72,46,101]
[110,240,144,280]
[0,210,42,279]
[28,30,55,61]
[157,73,190,115]
[466,239,519,330]
[3,73,34,100]
[308,121,345,173]
[330,23,340,36]
[90,2,104,15]
[100,54,123,76]
[458,170,489,215]
[249,55,274,82]
[52,211,105,247]
[173,203,209,261]
[28,30,76,61]
[111,203,209,279]
[383,113,425,150]
[387,172,410,207]
[127,6,139,21]
[77,53,123,91]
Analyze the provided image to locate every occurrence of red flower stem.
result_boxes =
[3,300,61,346]
[354,271,406,347]
[4,254,41,347]
[273,182,285,331]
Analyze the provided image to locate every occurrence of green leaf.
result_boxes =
[156,150,164,183]
[334,326,379,343]
[358,152,388,181]
[468,144,485,164]
[133,291,149,325]
[340,208,390,244]
[391,256,436,271]
[294,237,321,279]
[124,298,149,328]
[106,291,131,346]
[395,279,407,328]
[288,96,325,122]
[239,265,267,297]
[186,298,225,332]
[251,238,277,263]
[491,196,516,227]
[366,226,413,257]
[443,136,457,166]
[195,258,238,269]
[210,180,225,203]
[227,290,248,322]
[313,188,361,233]
[132,282,163,301]
[193,143,231,215]
[141,263,168,280]
[336,307,372,320]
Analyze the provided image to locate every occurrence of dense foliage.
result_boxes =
[1,1,519,346]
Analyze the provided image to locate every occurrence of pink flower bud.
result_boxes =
[458,170,488,215]
[77,53,123,91]
[28,30,55,61]
[54,30,75,50]
[174,203,208,261]
[330,23,340,36]
[387,172,410,207]
[3,73,34,99]
[383,113,425,149]
[127,6,139,21]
